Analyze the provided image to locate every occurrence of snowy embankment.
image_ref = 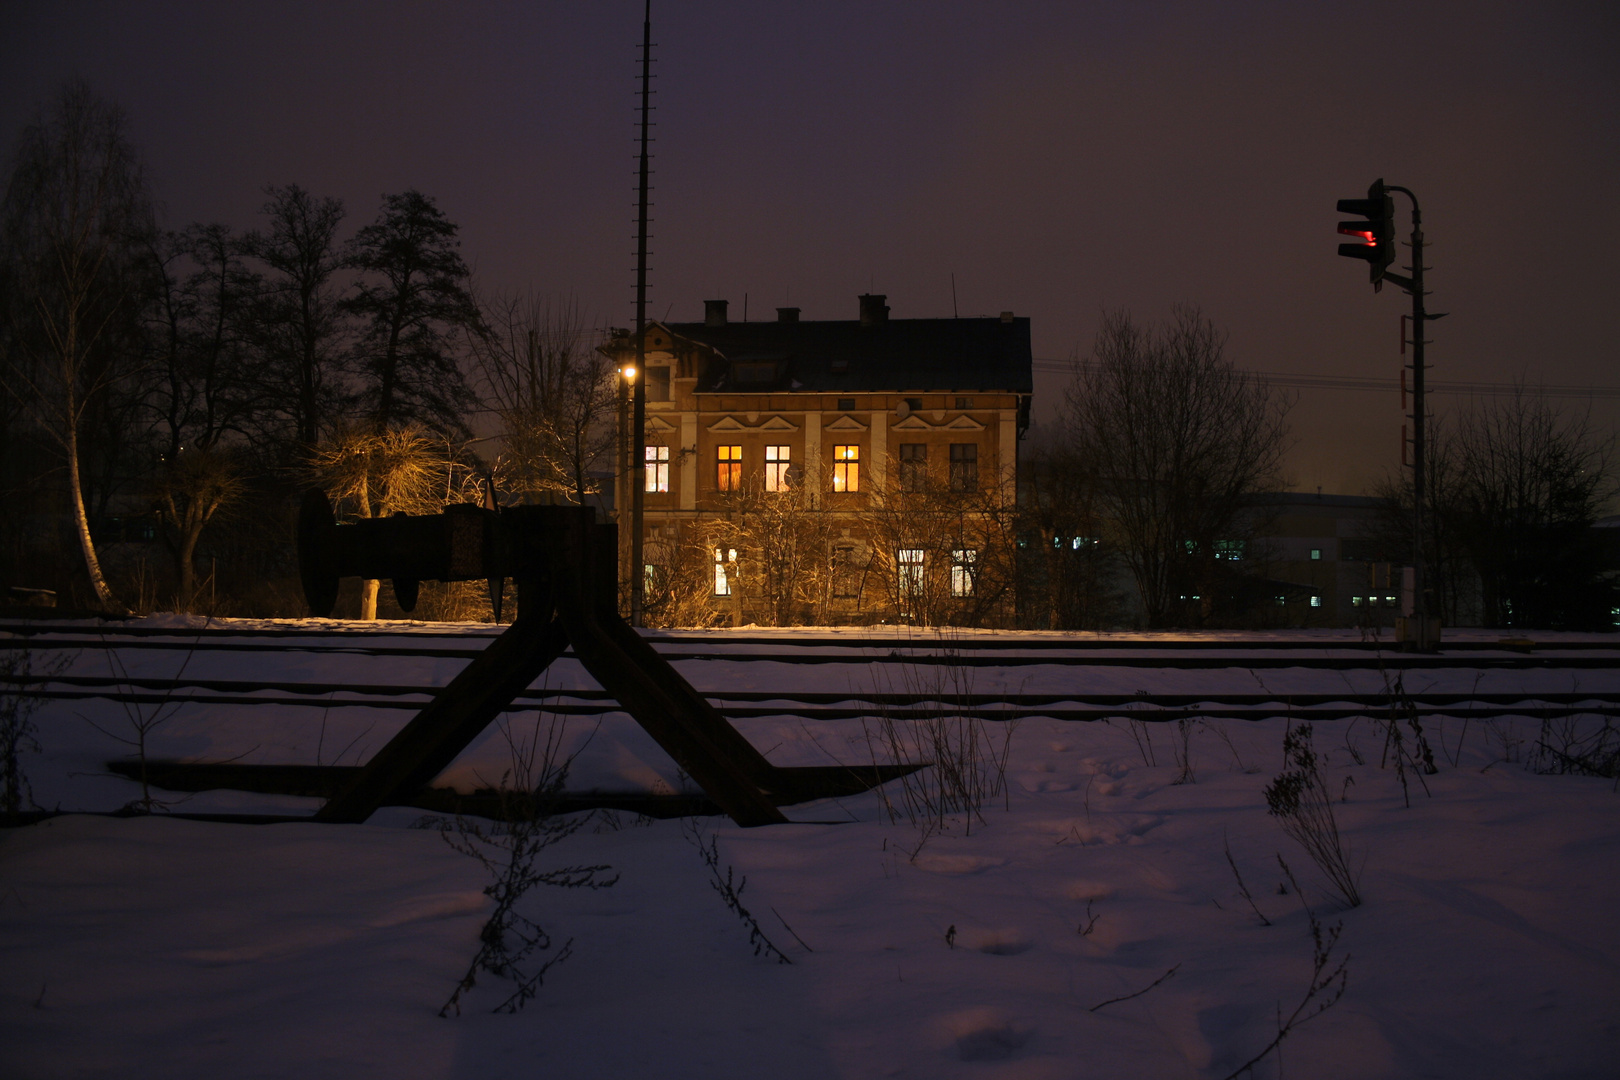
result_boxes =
[2,619,1617,1079]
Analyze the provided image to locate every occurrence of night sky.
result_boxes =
[5,1,1616,495]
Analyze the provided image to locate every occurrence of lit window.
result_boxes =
[1384,595,1398,607]
[717,445,742,491]
[898,548,924,596]
[1214,539,1244,561]
[1275,595,1287,606]
[833,444,860,492]
[951,548,976,597]
[1310,548,1322,561]
[1352,595,1365,607]
[899,443,927,492]
[644,445,669,492]
[765,445,791,491]
[1310,595,1323,608]
[949,443,978,492]
[713,547,736,596]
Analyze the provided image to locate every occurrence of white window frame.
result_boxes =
[950,548,976,597]
[765,445,791,491]
[644,445,669,493]
[898,547,924,597]
[713,547,737,596]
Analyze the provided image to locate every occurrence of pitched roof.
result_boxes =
[656,316,1033,395]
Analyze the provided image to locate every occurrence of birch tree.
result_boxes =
[0,81,154,611]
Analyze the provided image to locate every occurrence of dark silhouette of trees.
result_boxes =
[472,293,616,505]
[1375,390,1617,630]
[1063,306,1290,628]
[345,190,480,435]
[141,223,260,604]
[245,184,350,451]
[1451,390,1616,629]
[1017,428,1125,630]
[1,80,154,611]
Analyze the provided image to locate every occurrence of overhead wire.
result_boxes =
[1031,359,1620,399]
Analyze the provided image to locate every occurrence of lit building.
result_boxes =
[601,294,1033,625]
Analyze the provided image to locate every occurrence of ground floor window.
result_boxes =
[833,546,861,598]
[898,547,924,597]
[713,547,737,596]
[950,548,976,597]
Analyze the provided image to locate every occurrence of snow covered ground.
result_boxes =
[2,619,1618,1079]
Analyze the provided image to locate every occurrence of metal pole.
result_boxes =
[1387,185,1430,650]
[629,0,652,626]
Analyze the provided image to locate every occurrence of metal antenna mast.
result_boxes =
[630,0,653,626]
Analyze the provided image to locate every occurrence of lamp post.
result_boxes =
[618,362,638,609]
[629,0,652,627]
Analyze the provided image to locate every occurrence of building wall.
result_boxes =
[623,349,1023,625]
[1249,494,1406,628]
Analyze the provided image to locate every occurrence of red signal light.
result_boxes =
[1336,179,1396,287]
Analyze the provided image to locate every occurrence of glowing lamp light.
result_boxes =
[621,365,637,381]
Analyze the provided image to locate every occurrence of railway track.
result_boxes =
[8,674,1620,724]
[4,622,1618,670]
[6,619,1617,723]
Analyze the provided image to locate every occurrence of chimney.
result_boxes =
[704,299,729,327]
[1000,310,1014,323]
[776,307,800,323]
[859,293,889,327]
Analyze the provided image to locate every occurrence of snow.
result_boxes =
[3,618,1618,1078]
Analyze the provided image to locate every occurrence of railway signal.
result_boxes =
[1336,178,1396,290]
[1332,179,1441,651]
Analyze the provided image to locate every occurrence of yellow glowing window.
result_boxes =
[833,444,859,492]
[717,445,742,491]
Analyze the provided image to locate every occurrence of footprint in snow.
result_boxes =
[912,852,1005,875]
[939,1008,1033,1062]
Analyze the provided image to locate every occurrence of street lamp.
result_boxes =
[617,362,643,622]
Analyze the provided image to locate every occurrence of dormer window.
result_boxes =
[733,361,778,384]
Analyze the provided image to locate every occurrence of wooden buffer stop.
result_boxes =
[297,491,920,827]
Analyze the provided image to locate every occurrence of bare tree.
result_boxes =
[305,424,449,619]
[862,465,1020,628]
[0,80,154,611]
[1017,426,1125,630]
[244,185,350,452]
[1450,388,1616,629]
[141,224,260,605]
[471,292,615,505]
[1063,306,1289,628]
[1372,417,1472,626]
[694,478,842,626]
